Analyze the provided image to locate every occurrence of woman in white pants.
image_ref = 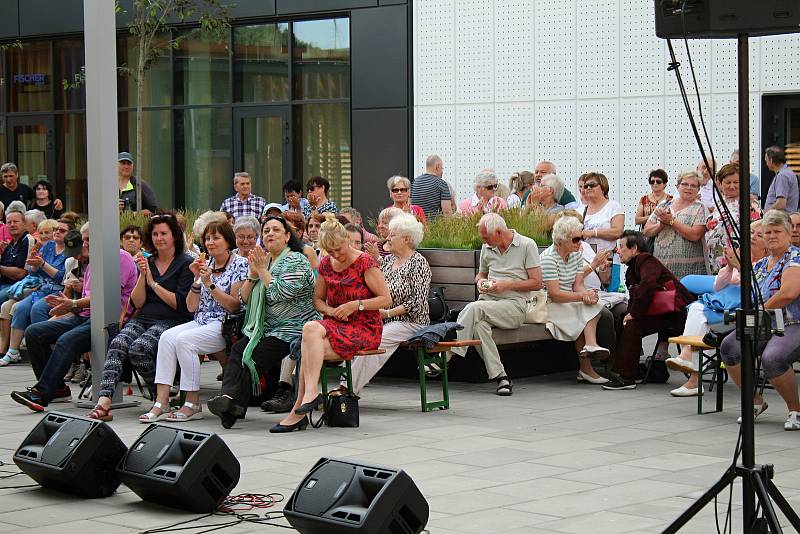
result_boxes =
[351,214,431,394]
[141,220,248,422]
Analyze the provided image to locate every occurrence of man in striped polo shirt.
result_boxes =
[411,155,453,221]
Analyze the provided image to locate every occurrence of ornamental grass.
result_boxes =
[419,207,552,250]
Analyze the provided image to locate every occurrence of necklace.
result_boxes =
[211,252,231,274]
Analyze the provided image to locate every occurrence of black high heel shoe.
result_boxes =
[269,416,309,433]
[294,393,323,415]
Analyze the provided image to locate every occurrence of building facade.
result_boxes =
[0,0,411,219]
[413,0,800,223]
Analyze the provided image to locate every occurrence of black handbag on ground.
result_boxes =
[428,287,449,324]
[311,393,360,428]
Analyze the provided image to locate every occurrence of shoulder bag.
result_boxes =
[524,289,549,323]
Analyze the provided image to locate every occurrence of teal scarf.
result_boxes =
[241,247,289,394]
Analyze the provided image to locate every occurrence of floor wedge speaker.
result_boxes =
[285,457,429,534]
[14,411,127,498]
[117,424,240,513]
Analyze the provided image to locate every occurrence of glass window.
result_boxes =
[293,19,350,100]
[117,34,171,108]
[176,108,231,210]
[295,103,351,208]
[174,30,231,106]
[57,114,87,214]
[234,24,290,103]
[55,39,85,110]
[9,41,52,112]
[118,110,174,209]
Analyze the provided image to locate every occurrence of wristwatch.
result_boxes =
[71,299,78,312]
[358,300,365,312]
[209,283,217,291]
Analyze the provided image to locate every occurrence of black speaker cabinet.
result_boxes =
[13,412,127,498]
[117,425,240,513]
[655,0,800,39]
[284,458,429,534]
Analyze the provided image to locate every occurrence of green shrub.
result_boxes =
[119,209,203,244]
[419,207,552,250]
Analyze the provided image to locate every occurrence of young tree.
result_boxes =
[122,0,230,212]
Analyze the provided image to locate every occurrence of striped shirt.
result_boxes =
[219,194,267,219]
[540,245,583,292]
[411,173,451,221]
[263,251,321,342]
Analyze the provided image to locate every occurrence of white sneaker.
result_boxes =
[785,411,800,431]
[670,385,703,397]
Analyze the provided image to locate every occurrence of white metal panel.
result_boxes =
[709,92,761,175]
[455,104,495,204]
[455,0,494,104]
[535,100,576,187]
[576,0,618,99]
[494,102,536,185]
[414,0,455,105]
[760,34,800,92]
[534,0,576,101]
[712,39,760,94]
[414,106,456,181]
[620,0,665,97]
[664,94,712,188]
[576,100,619,197]
[620,96,665,225]
[494,0,534,102]
[665,39,711,96]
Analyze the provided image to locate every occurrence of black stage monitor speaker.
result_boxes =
[284,457,429,534]
[117,424,240,513]
[13,412,127,498]
[655,0,800,39]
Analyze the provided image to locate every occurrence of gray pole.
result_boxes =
[83,0,123,405]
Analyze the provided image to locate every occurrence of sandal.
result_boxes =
[87,403,113,421]
[165,401,204,422]
[424,362,444,378]
[139,401,171,424]
[495,376,513,396]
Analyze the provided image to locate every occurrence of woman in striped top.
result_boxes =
[208,216,319,429]
[540,216,610,385]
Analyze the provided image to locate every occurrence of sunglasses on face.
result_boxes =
[571,236,583,244]
[582,182,599,190]
[150,213,175,222]
[484,184,498,190]
[391,188,408,193]
[649,179,664,185]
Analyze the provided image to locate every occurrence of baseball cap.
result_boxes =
[63,230,84,258]
[263,203,285,215]
[118,152,134,163]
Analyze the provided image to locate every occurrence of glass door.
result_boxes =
[233,108,290,203]
[7,115,55,188]
[762,94,800,179]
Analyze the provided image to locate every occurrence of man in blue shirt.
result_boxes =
[730,149,761,200]
[0,208,33,306]
[764,146,798,212]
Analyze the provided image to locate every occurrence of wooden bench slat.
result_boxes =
[431,340,481,349]
[353,349,386,356]
[668,335,713,350]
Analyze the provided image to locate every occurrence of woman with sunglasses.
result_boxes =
[635,170,672,228]
[579,172,624,253]
[142,221,249,423]
[458,170,507,215]
[643,170,709,280]
[540,216,610,384]
[303,176,338,218]
[387,175,427,224]
[705,163,762,274]
[88,212,194,421]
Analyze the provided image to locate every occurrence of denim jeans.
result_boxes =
[26,314,91,404]
[11,290,55,331]
[30,297,52,325]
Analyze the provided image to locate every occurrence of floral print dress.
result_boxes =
[318,252,383,360]
[705,197,762,275]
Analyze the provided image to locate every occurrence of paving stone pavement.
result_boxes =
[0,355,799,533]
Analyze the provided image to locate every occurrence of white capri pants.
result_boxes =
[350,321,423,395]
[681,302,709,338]
[154,320,226,392]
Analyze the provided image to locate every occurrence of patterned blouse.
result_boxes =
[754,246,800,326]
[194,253,249,325]
[381,252,431,326]
[705,196,762,274]
[263,250,320,342]
[302,199,338,218]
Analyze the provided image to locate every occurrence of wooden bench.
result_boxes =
[667,335,725,415]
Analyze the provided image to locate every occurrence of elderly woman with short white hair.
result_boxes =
[540,216,609,384]
[233,215,260,259]
[387,175,427,224]
[351,213,432,393]
[458,170,507,215]
[24,209,46,239]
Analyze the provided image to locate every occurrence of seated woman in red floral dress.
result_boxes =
[271,214,391,433]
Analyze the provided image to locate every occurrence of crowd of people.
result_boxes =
[3,144,800,433]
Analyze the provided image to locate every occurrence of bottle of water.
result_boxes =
[610,249,622,293]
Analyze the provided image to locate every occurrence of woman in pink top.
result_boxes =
[387,175,427,224]
[458,170,507,215]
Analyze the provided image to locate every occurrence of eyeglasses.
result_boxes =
[391,188,409,193]
[484,184,498,190]
[54,227,68,233]
[649,179,664,185]
[582,182,599,190]
[679,182,700,189]
[571,236,583,244]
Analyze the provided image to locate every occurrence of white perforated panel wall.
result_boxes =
[534,0,576,101]
[412,0,800,223]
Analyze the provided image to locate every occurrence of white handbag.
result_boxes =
[524,289,549,324]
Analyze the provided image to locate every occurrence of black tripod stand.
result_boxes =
[664,34,800,534]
